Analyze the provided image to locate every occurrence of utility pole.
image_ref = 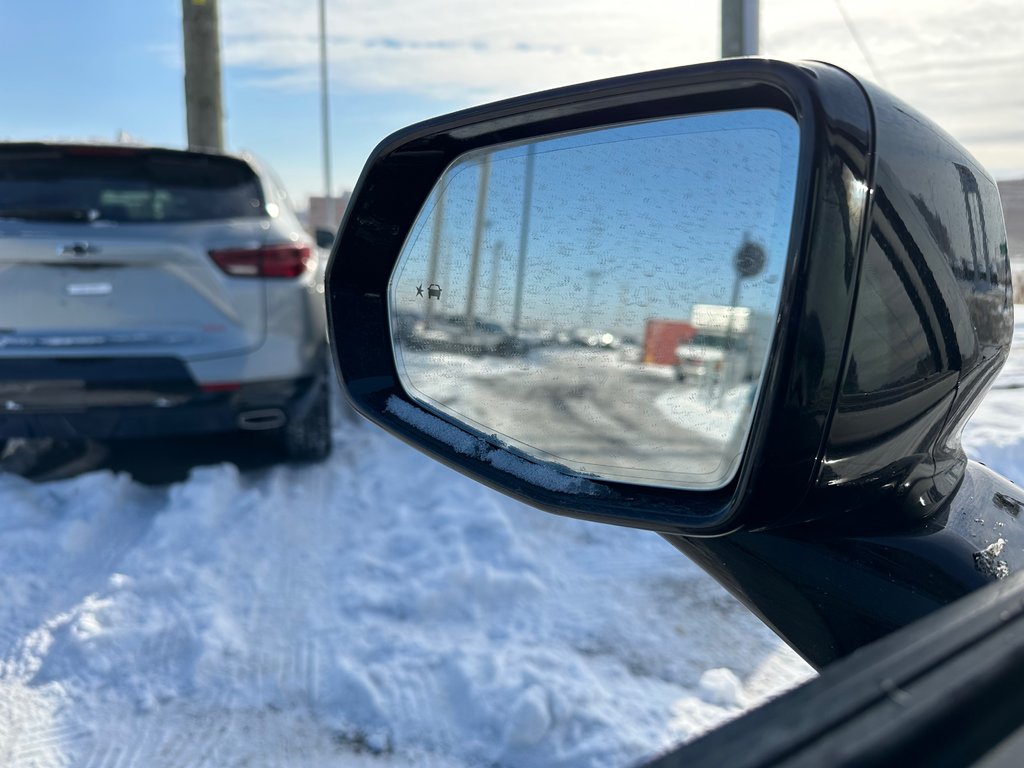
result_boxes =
[721,0,759,57]
[488,241,504,318]
[464,158,492,335]
[510,144,536,337]
[318,0,333,228]
[424,188,445,329]
[181,0,224,151]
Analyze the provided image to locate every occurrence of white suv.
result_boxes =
[0,142,332,461]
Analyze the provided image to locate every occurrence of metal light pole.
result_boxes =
[510,144,537,337]
[318,0,333,228]
[424,188,445,328]
[721,0,759,57]
[719,235,765,404]
[464,158,492,334]
[488,241,504,318]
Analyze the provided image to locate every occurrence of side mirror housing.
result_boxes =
[326,59,1012,538]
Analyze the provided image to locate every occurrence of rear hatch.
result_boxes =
[0,144,270,360]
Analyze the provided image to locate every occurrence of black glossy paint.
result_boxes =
[666,460,1024,667]
[679,83,1014,666]
[327,58,1018,667]
[328,59,874,536]
[806,81,1013,528]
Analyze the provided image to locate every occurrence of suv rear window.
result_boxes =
[0,146,265,223]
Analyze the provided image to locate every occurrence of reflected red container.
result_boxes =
[643,319,696,365]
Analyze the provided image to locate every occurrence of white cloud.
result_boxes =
[220,0,720,99]
[218,0,1024,177]
[764,0,1024,176]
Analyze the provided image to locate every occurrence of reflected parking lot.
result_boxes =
[398,339,757,487]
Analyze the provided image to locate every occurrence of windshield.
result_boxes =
[0,147,265,223]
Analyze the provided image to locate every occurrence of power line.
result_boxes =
[832,0,888,88]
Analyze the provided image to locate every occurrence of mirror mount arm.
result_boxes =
[666,460,1024,669]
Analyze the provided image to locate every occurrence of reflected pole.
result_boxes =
[584,269,601,327]
[510,144,536,337]
[488,240,504,318]
[464,157,491,333]
[720,235,765,404]
[424,187,445,328]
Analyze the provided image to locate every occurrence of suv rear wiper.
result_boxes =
[0,207,100,222]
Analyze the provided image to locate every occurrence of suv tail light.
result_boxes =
[209,244,312,278]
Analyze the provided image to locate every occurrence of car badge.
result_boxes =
[59,242,100,257]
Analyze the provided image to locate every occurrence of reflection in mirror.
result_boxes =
[389,109,800,490]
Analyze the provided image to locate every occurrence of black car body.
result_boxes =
[325,58,1021,763]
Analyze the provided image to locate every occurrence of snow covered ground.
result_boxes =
[3,313,1024,767]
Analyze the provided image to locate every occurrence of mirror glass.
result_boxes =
[388,109,800,490]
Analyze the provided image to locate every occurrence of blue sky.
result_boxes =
[3,1,1022,209]
[0,0,467,205]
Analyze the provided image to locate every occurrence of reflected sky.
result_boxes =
[398,109,798,338]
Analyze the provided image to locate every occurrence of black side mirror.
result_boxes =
[315,228,335,249]
[327,58,1011,535]
[326,59,1017,666]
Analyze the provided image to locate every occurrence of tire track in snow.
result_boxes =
[173,719,223,768]
[243,465,322,711]
[0,477,165,664]
[331,430,521,762]
[4,719,90,768]
[81,744,123,768]
[305,634,322,714]
[143,419,365,762]
[0,477,168,768]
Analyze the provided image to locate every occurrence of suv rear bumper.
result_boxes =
[0,356,325,440]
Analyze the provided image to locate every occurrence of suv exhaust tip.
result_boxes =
[237,409,287,431]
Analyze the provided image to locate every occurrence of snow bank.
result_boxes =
[11,309,1024,767]
[0,394,809,766]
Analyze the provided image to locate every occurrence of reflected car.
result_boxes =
[570,328,618,348]
[674,333,730,381]
[0,142,331,461]
[408,314,527,357]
